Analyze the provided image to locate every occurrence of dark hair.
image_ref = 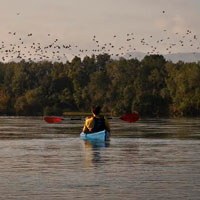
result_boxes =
[91,105,101,115]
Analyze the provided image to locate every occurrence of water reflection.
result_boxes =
[82,140,110,167]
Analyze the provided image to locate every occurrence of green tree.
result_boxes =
[106,58,139,115]
[133,55,168,116]
[0,89,10,114]
[166,62,200,116]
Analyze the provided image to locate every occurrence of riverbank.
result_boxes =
[63,112,111,117]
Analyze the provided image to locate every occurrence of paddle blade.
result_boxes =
[120,113,139,123]
[43,116,63,123]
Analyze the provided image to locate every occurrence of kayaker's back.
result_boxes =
[91,116,105,132]
[82,115,110,133]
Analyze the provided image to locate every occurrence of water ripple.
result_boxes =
[0,117,200,199]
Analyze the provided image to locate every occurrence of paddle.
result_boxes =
[43,116,82,123]
[43,113,139,124]
[119,113,139,123]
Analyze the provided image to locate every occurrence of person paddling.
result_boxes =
[82,105,110,136]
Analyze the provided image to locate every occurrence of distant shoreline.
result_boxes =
[63,112,111,117]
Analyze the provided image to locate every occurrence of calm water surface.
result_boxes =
[0,117,200,200]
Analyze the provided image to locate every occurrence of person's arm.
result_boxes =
[105,118,110,132]
[82,124,88,133]
[82,117,94,133]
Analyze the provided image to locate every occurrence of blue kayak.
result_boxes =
[80,130,109,141]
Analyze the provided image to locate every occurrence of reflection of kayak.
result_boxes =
[80,130,109,141]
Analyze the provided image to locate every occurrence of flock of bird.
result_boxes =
[0,11,199,62]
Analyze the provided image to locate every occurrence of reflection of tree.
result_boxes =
[82,140,110,167]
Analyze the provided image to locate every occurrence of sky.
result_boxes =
[0,0,200,61]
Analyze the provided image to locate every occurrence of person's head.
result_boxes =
[91,105,101,116]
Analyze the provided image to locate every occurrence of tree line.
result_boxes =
[0,54,200,117]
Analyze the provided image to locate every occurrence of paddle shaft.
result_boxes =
[43,113,139,124]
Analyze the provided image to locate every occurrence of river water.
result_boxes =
[0,117,200,200]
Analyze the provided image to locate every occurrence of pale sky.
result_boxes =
[0,0,200,61]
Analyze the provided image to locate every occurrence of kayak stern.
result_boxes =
[80,130,109,141]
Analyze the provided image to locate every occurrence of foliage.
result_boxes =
[0,53,199,117]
